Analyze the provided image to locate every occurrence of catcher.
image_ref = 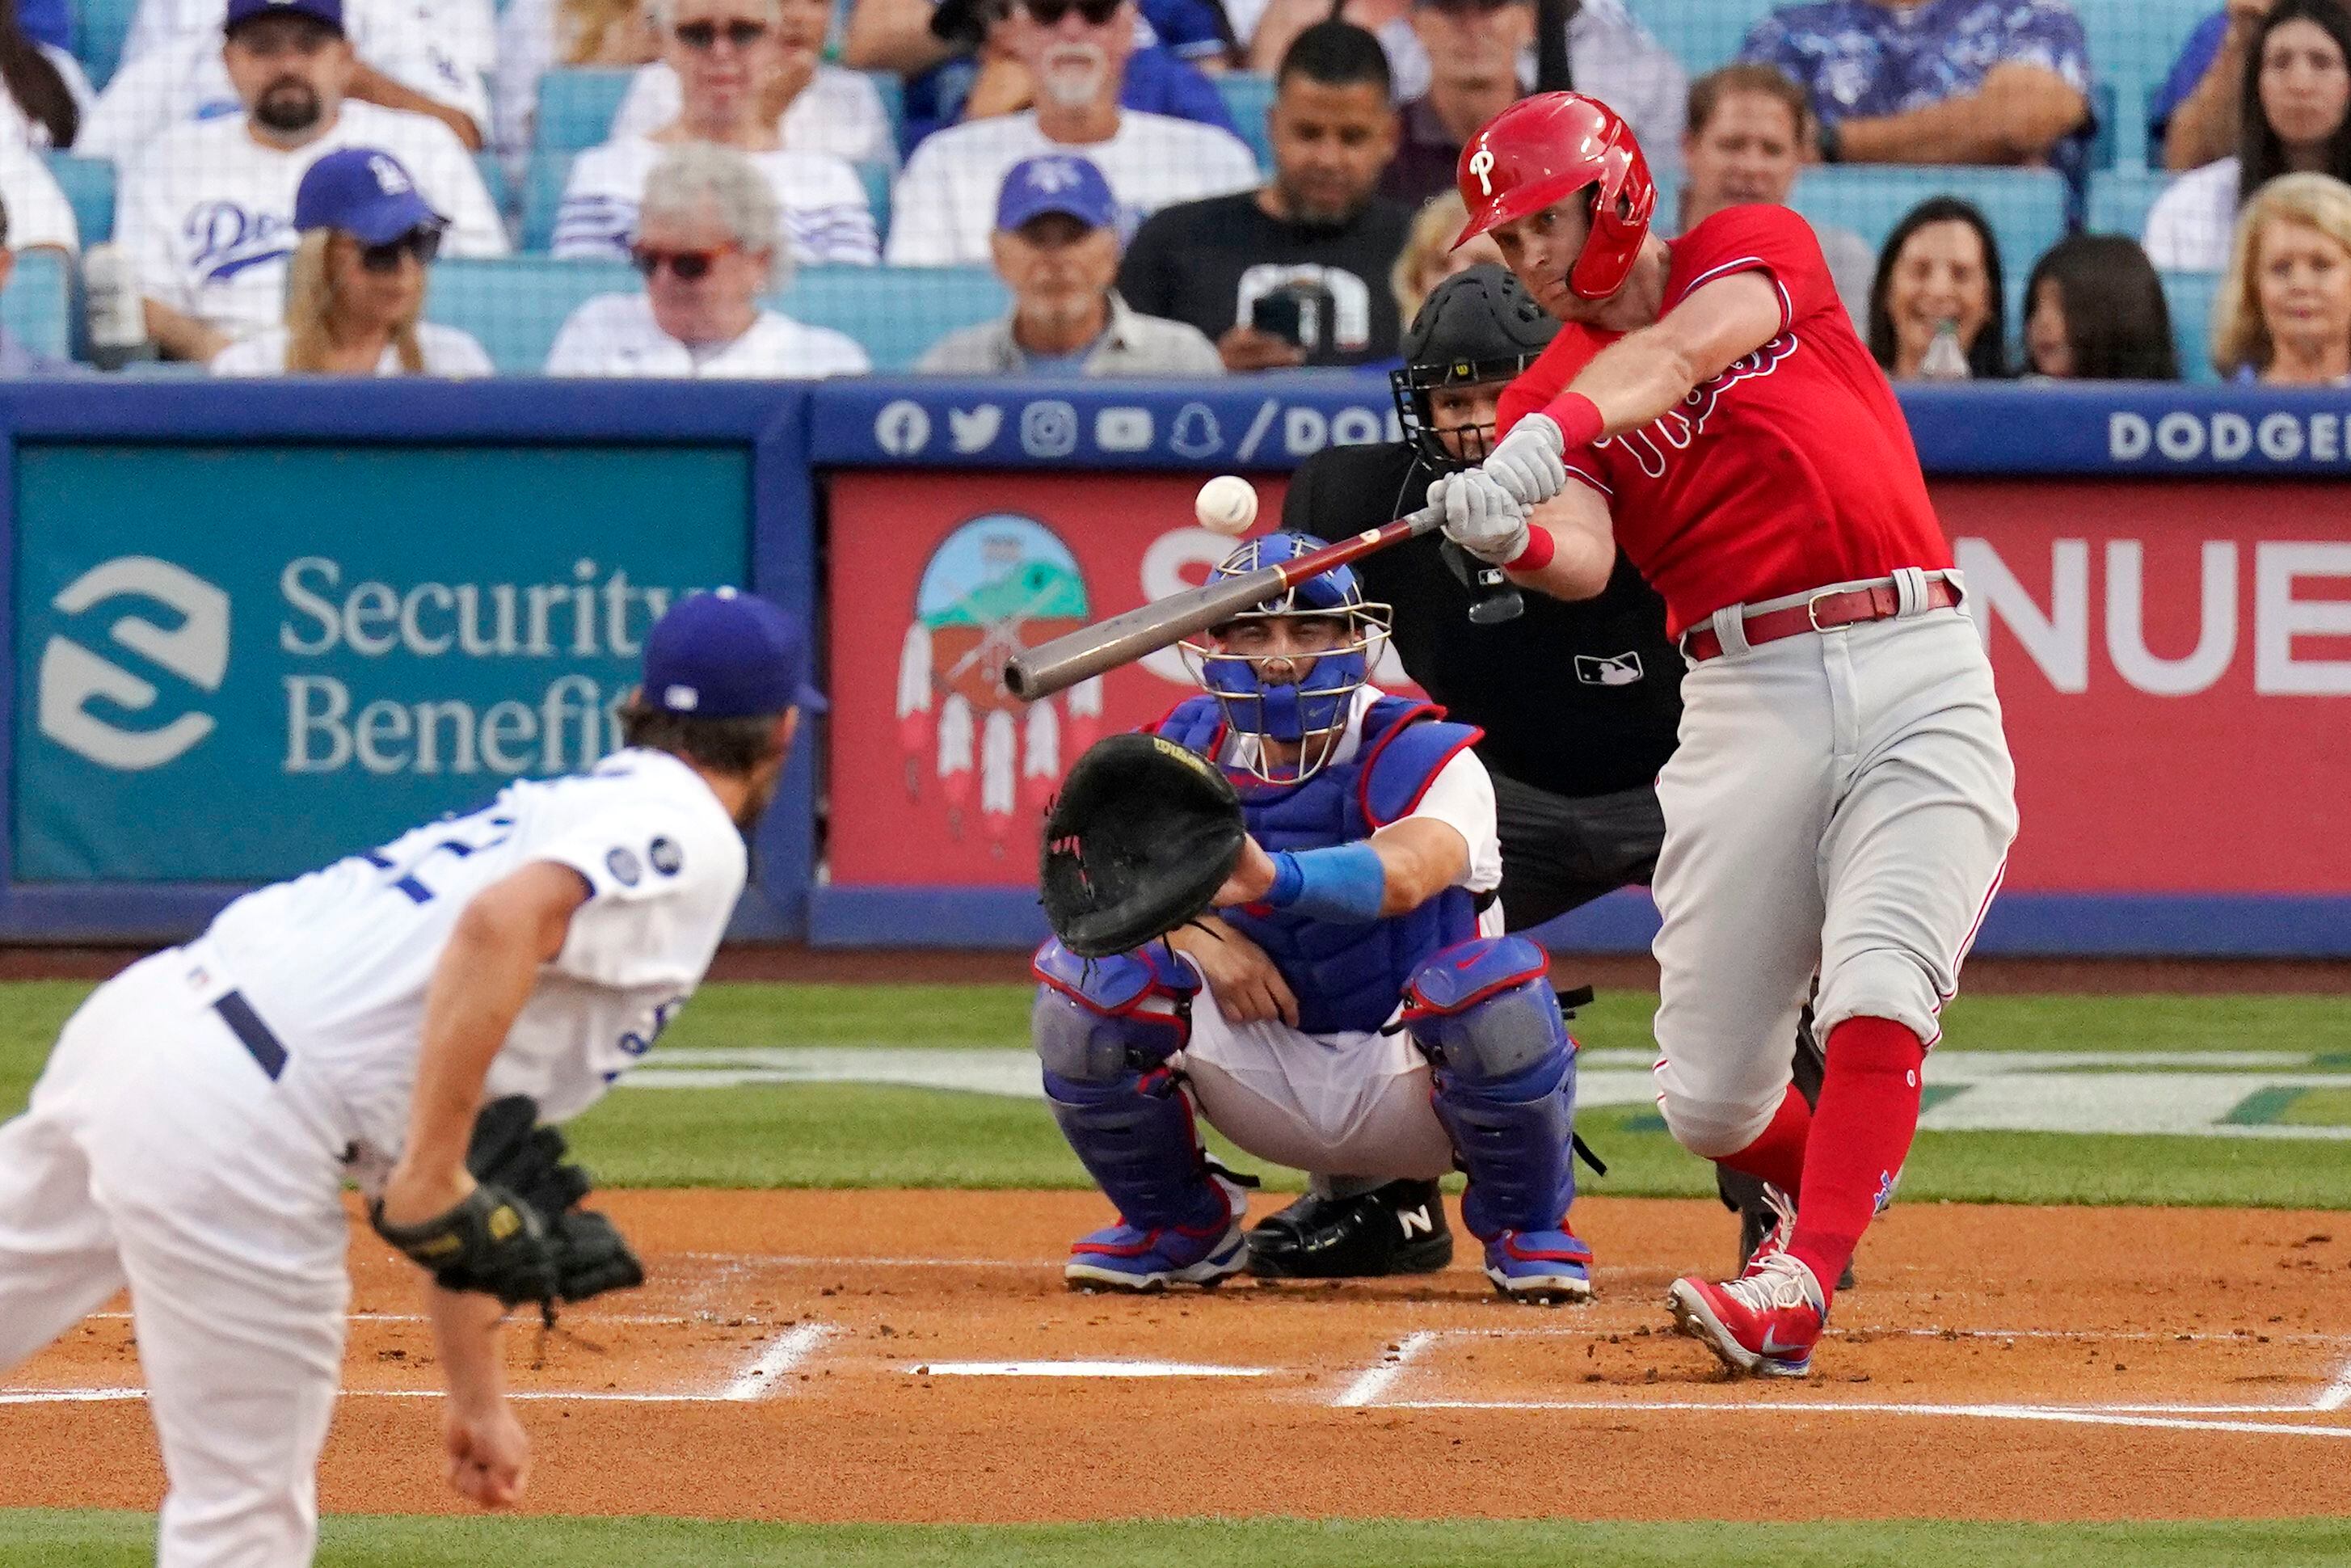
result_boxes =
[1034,533,1593,1302]
[0,588,821,1566]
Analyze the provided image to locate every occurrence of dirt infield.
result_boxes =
[4,1191,2349,1524]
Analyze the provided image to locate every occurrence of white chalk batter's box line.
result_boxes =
[1329,1326,2351,1440]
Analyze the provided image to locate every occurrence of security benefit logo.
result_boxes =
[39,556,231,769]
[895,515,1102,849]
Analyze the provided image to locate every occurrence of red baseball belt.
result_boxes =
[1680,577,1961,664]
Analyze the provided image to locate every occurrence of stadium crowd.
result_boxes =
[0,0,2337,385]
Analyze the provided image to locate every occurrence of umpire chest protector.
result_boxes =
[1156,693,1484,1035]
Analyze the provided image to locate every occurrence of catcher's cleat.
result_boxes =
[1064,1172,1251,1293]
[1481,1226,1594,1305]
[1245,1178,1454,1279]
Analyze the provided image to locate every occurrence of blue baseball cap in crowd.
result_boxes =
[225,0,343,34]
[996,154,1117,234]
[293,149,444,243]
[643,588,827,718]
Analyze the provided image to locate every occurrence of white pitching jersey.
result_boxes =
[195,747,745,1184]
[117,100,508,336]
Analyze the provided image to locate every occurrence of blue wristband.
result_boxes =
[1261,842,1387,923]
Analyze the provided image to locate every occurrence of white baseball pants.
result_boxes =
[1649,577,2018,1159]
[0,949,352,1567]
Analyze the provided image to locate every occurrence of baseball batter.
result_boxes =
[1429,93,2018,1376]
[0,589,821,1566]
[1032,533,1595,1304]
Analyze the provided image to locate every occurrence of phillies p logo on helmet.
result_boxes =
[1450,91,1658,303]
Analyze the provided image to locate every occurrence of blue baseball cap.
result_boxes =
[996,154,1117,234]
[225,0,343,34]
[642,588,827,718]
[293,149,443,243]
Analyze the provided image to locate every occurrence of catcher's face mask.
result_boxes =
[1179,533,1389,785]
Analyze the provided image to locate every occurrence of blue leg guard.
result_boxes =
[1033,940,1245,1291]
[1405,935,1592,1304]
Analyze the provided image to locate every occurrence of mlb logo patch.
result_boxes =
[1574,651,1644,687]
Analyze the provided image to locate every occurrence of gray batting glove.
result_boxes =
[1430,470,1531,566]
[1482,412,1568,506]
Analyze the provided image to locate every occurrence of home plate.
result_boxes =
[908,1360,1272,1378]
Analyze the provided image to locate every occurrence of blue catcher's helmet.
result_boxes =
[1179,532,1392,782]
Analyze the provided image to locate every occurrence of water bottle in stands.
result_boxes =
[1919,318,1970,381]
[83,242,154,370]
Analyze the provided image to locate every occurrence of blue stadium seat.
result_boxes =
[41,152,114,245]
[857,158,891,247]
[869,70,904,145]
[70,0,140,89]
[1216,73,1274,171]
[2076,0,2222,169]
[2,249,72,362]
[521,149,573,251]
[1622,0,1779,76]
[779,265,1005,369]
[2162,268,2220,382]
[1790,165,2068,278]
[2088,166,2171,238]
[474,151,513,231]
[428,257,1007,373]
[533,68,634,152]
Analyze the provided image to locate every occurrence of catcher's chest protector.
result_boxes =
[1155,695,1483,1035]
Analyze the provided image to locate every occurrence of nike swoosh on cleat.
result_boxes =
[1758,1330,1806,1355]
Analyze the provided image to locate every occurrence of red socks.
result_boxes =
[1713,1082,1811,1196]
[1788,1016,1927,1300]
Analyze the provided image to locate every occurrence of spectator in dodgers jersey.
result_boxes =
[843,0,1236,154]
[2212,170,2351,382]
[2145,0,2351,272]
[80,0,495,161]
[212,148,493,376]
[918,152,1222,372]
[606,0,898,165]
[116,0,506,365]
[547,141,871,377]
[554,0,879,263]
[0,193,75,372]
[1119,22,1410,369]
[884,0,1258,264]
[1739,0,2092,198]
[1676,64,1872,327]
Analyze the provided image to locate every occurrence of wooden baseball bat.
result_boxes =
[1002,504,1444,702]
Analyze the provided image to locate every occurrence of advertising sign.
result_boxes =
[15,445,751,880]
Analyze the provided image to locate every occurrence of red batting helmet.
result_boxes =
[1452,91,1657,302]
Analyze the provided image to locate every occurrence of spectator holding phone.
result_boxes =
[1118,21,1409,369]
[918,151,1220,372]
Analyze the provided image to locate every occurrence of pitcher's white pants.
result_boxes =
[0,950,352,1567]
[1649,585,2018,1159]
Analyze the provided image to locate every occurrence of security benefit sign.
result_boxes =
[828,470,1339,886]
[15,445,749,881]
[1942,480,2351,896]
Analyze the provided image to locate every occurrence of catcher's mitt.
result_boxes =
[1039,732,1247,959]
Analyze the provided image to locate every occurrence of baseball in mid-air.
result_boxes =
[1194,474,1259,536]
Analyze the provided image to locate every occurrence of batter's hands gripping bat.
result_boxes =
[1005,504,1443,702]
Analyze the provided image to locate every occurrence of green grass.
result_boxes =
[8,980,2351,1207]
[9,1513,2351,1568]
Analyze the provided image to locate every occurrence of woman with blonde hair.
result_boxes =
[1390,189,1503,326]
[211,149,493,377]
[2213,171,2351,385]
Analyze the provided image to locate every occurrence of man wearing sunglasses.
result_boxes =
[885,0,1258,264]
[554,0,879,268]
[115,0,506,364]
[547,141,872,378]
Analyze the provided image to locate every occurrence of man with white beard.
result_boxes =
[883,0,1258,266]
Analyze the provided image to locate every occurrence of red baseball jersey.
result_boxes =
[1496,204,1953,639]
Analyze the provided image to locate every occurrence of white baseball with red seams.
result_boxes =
[1194,475,1260,536]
